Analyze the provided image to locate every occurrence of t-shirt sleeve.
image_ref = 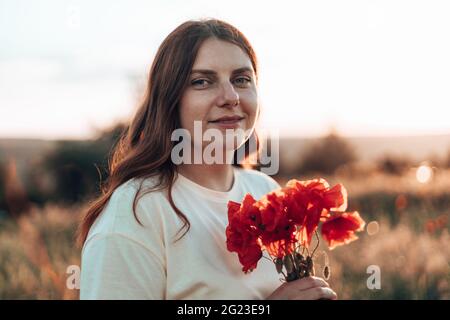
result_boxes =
[251,170,281,193]
[80,232,166,300]
[264,174,282,192]
[241,169,282,198]
[80,184,167,300]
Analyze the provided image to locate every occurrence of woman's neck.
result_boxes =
[176,164,235,192]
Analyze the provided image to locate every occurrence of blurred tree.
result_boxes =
[2,158,31,217]
[0,159,6,214]
[377,155,412,175]
[39,123,126,204]
[299,132,357,175]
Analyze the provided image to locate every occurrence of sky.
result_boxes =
[1,0,449,139]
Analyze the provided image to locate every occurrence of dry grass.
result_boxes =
[0,204,82,299]
[0,170,449,299]
[320,220,450,299]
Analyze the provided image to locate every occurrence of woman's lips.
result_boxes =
[208,118,243,129]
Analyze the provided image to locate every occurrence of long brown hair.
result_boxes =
[77,19,261,247]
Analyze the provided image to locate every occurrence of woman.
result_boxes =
[78,18,337,300]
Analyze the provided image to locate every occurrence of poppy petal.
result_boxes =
[321,211,365,250]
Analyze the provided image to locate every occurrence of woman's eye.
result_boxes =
[191,79,210,88]
[234,77,251,86]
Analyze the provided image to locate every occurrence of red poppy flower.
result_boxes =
[285,178,348,245]
[226,195,263,272]
[237,243,263,273]
[259,215,297,258]
[283,187,308,225]
[258,190,288,232]
[225,178,364,275]
[256,190,298,257]
[322,183,348,211]
[321,211,366,250]
[226,220,262,272]
[239,194,263,233]
[228,195,262,234]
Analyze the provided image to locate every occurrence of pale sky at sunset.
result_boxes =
[1,0,449,139]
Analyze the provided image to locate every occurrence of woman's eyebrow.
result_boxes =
[190,67,253,76]
[190,69,216,76]
[231,67,253,75]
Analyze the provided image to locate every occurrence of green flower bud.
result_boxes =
[275,258,283,274]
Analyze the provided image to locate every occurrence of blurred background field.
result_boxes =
[0,130,449,299]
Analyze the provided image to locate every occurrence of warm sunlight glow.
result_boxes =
[416,164,433,184]
[367,221,379,236]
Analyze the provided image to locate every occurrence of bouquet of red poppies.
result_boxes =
[226,178,365,282]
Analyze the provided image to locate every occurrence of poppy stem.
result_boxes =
[285,256,299,282]
[312,230,320,257]
[305,245,311,257]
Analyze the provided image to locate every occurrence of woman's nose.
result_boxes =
[218,82,239,108]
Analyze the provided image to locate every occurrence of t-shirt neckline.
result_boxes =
[175,167,241,202]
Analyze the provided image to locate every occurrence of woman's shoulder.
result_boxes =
[112,175,167,201]
[105,176,169,213]
[84,176,170,245]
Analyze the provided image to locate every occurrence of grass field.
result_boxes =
[0,169,449,299]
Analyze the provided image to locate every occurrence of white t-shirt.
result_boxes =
[80,166,282,300]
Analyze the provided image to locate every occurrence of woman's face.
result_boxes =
[179,38,259,154]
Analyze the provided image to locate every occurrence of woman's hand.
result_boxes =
[266,276,337,300]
